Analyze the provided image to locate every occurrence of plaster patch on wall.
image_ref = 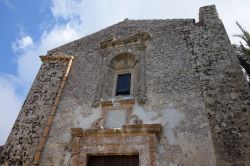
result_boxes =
[64,151,71,165]
[170,162,177,166]
[158,145,165,155]
[133,102,158,123]
[105,109,127,128]
[132,103,185,144]
[162,109,185,144]
[61,132,71,143]
[73,106,102,129]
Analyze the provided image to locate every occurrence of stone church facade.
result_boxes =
[1,5,249,166]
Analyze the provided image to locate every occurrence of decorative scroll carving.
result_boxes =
[110,53,137,70]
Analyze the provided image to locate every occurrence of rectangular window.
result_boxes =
[87,155,139,166]
[116,73,131,96]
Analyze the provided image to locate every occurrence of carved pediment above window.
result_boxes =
[100,32,150,49]
[110,53,136,70]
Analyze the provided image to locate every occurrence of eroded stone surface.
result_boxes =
[40,7,216,166]
[0,60,68,165]
[1,5,249,166]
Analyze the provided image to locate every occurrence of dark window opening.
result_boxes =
[87,155,139,166]
[116,73,131,96]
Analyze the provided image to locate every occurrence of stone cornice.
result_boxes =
[100,31,150,49]
[40,55,74,62]
[71,124,162,138]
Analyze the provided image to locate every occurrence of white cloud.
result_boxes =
[14,23,81,87]
[49,0,250,44]
[19,36,33,48]
[1,0,250,145]
[0,75,22,144]
[0,5,82,145]
[13,35,33,51]
[51,0,81,20]
[214,0,250,44]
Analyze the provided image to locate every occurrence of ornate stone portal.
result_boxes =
[72,98,161,166]
[70,124,161,166]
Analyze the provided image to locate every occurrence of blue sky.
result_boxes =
[0,0,250,145]
[1,0,50,73]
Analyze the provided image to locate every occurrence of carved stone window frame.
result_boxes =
[92,32,150,107]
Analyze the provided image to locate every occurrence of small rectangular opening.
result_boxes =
[116,73,131,96]
[87,155,139,166]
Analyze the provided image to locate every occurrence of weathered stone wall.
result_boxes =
[2,5,249,166]
[0,146,3,156]
[38,7,220,166]
[194,5,250,166]
[0,59,68,165]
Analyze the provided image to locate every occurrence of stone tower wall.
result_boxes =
[195,5,250,165]
[0,56,72,165]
